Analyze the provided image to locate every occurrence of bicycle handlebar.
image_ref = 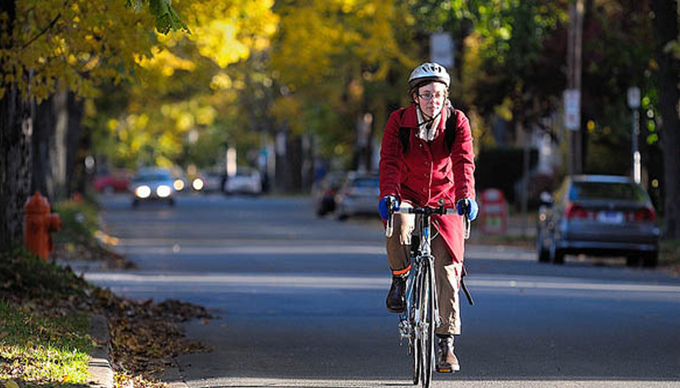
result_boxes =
[385,202,472,239]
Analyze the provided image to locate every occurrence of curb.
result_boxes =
[88,314,114,388]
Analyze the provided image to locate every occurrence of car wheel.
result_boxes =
[642,252,659,268]
[337,213,348,221]
[132,199,139,208]
[626,256,641,267]
[168,198,176,207]
[549,237,565,265]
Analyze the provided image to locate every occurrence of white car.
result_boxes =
[224,167,262,195]
[129,168,176,207]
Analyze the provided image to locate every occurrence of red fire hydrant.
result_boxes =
[24,191,63,262]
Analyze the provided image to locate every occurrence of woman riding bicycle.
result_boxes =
[378,62,478,373]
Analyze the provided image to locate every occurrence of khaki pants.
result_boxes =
[386,203,462,335]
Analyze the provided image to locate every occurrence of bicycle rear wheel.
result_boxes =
[420,261,436,388]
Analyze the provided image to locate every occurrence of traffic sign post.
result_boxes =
[564,89,580,131]
[479,189,507,235]
[628,87,641,184]
[430,33,454,69]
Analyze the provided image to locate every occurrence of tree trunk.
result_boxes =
[0,0,34,252]
[32,95,55,199]
[50,86,69,200]
[652,0,680,239]
[0,85,34,252]
[66,92,84,195]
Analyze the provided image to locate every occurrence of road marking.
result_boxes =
[83,273,680,294]
[107,240,536,260]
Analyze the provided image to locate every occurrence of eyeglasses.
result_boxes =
[417,92,446,101]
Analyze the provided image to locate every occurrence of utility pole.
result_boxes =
[566,0,584,175]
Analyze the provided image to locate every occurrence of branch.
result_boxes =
[21,13,61,50]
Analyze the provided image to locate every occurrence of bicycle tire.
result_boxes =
[410,269,421,385]
[420,260,436,388]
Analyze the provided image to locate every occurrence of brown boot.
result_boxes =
[436,336,460,373]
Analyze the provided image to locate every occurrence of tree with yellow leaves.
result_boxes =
[88,0,279,173]
[270,0,418,180]
[0,0,187,251]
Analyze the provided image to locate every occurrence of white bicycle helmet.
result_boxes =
[408,62,450,89]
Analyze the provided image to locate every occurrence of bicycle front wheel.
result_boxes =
[420,260,436,388]
[410,271,421,385]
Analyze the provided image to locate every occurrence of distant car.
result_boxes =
[311,172,346,217]
[537,175,660,267]
[202,172,225,193]
[224,167,262,195]
[94,171,131,194]
[129,168,176,207]
[335,172,380,220]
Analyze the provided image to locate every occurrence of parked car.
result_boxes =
[537,175,660,267]
[94,170,132,193]
[335,172,380,220]
[224,167,262,195]
[311,171,346,217]
[129,168,176,207]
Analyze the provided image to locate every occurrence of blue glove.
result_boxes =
[457,198,478,221]
[379,195,399,221]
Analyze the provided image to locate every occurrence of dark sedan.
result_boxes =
[537,175,660,267]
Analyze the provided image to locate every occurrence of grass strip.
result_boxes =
[0,300,94,385]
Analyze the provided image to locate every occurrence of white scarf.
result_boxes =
[416,100,450,142]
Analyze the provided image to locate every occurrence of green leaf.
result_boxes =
[149,0,190,34]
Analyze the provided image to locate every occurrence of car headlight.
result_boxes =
[156,185,172,198]
[192,178,204,191]
[174,179,185,191]
[135,185,151,199]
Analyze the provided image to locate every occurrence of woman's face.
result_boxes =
[415,82,447,117]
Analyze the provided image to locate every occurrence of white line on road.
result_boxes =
[83,273,680,294]
[108,242,536,261]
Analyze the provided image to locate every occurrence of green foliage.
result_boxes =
[149,0,190,34]
[52,198,101,245]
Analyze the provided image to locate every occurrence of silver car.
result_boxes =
[537,175,659,267]
[335,172,380,220]
[129,168,176,207]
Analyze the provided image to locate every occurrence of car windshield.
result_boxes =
[134,173,171,182]
[569,182,646,202]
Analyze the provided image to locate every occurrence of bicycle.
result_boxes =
[386,199,473,388]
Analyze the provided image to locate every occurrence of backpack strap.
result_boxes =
[397,108,410,153]
[444,108,459,152]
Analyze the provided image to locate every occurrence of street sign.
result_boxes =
[627,86,641,109]
[430,33,454,69]
[564,89,580,131]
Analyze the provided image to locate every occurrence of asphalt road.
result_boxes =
[85,194,680,388]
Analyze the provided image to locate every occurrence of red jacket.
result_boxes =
[379,103,476,264]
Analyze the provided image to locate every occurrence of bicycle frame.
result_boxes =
[398,212,440,344]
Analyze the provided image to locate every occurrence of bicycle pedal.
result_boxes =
[436,366,454,373]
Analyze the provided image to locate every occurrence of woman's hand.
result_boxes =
[456,198,478,221]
